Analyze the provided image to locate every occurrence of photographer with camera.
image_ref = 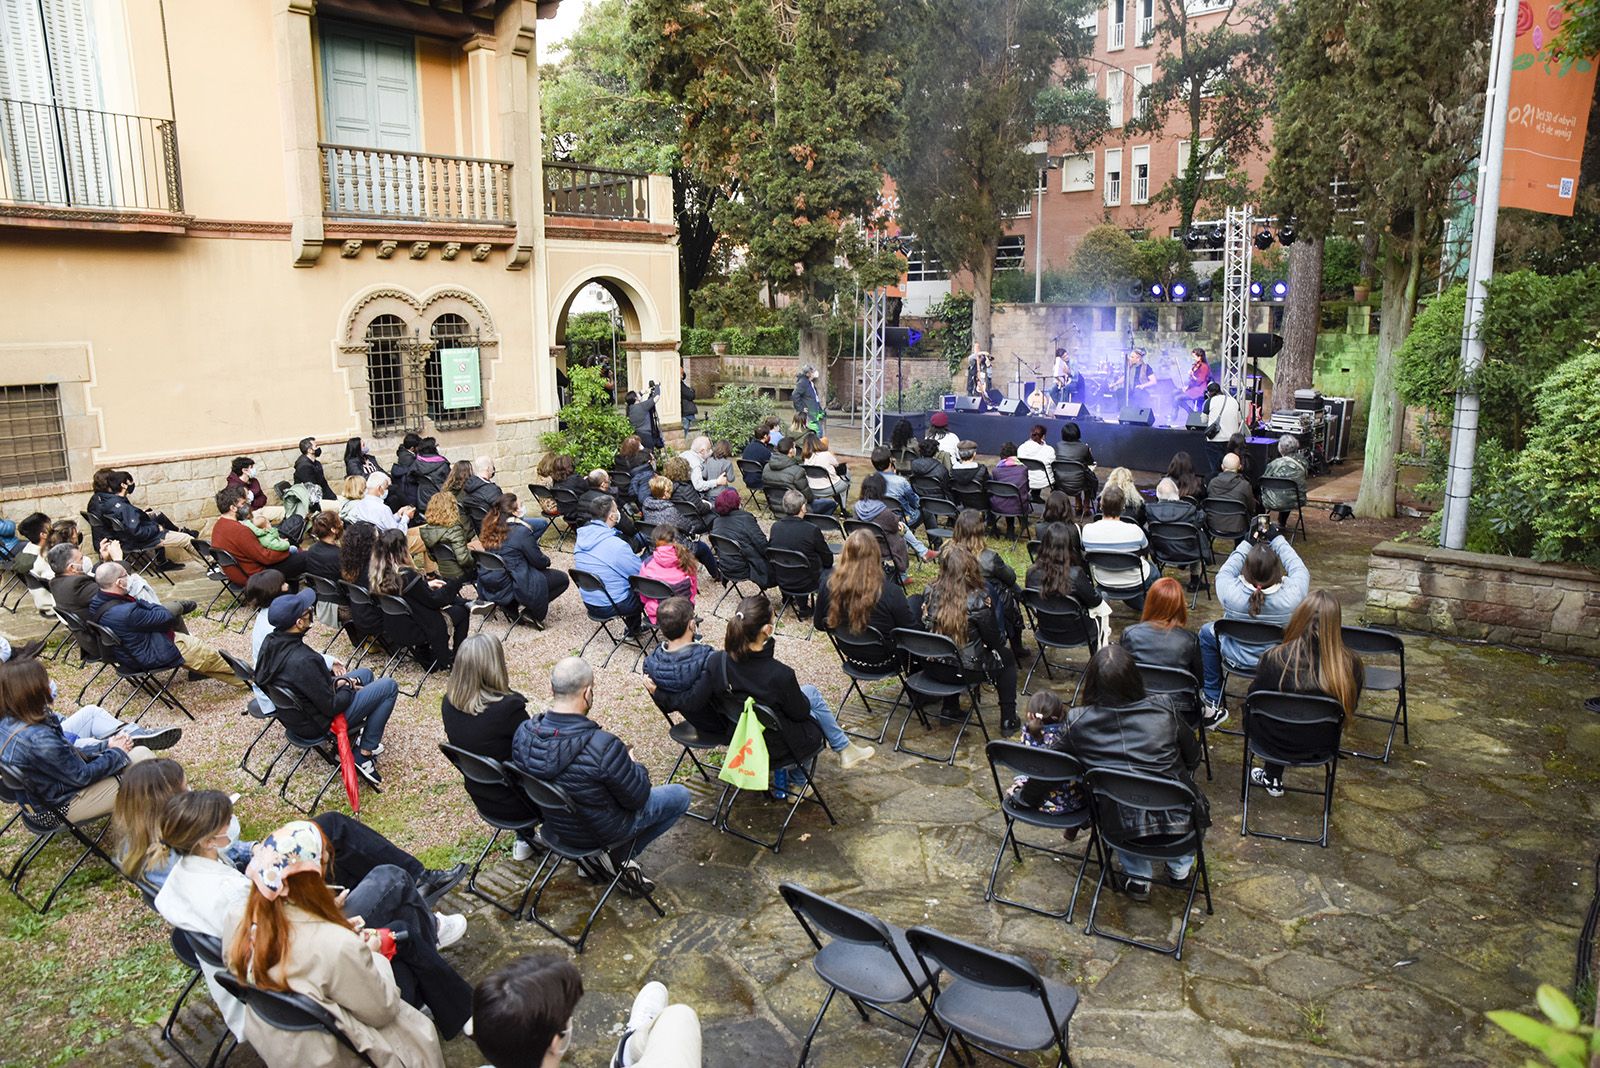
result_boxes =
[627,380,664,449]
[1197,515,1309,727]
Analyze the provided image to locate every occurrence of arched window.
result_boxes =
[427,313,484,429]
[365,314,409,432]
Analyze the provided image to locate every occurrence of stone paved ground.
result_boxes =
[2,501,1595,1068]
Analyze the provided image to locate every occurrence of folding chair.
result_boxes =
[1082,766,1213,959]
[805,512,847,547]
[919,496,959,547]
[764,484,792,516]
[1051,460,1094,513]
[778,881,942,1066]
[1211,617,1286,730]
[949,476,988,517]
[214,973,379,1067]
[1339,625,1409,762]
[1259,476,1309,542]
[891,628,991,765]
[627,574,672,651]
[86,621,195,724]
[1201,497,1251,552]
[192,541,246,628]
[373,596,443,697]
[910,474,949,503]
[0,543,26,613]
[736,459,766,511]
[468,549,530,639]
[827,627,907,744]
[1240,690,1344,847]
[162,928,234,1068]
[19,573,66,654]
[707,533,763,618]
[671,498,708,535]
[305,574,366,660]
[769,547,821,634]
[712,698,838,853]
[983,741,1098,922]
[1136,663,1211,780]
[651,699,731,823]
[1019,457,1051,498]
[527,484,574,551]
[339,582,392,673]
[804,465,846,514]
[905,925,1080,1068]
[1083,549,1150,611]
[218,650,286,786]
[0,762,120,914]
[437,744,545,916]
[842,519,904,584]
[52,607,113,700]
[567,568,652,669]
[507,767,666,952]
[265,683,377,814]
[1147,521,1213,608]
[1020,591,1098,694]
[983,480,1033,541]
[93,509,176,586]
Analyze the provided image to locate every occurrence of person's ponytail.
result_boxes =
[723,595,772,661]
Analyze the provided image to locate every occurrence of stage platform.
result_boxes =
[890,410,1274,476]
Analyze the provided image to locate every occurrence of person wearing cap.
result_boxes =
[709,487,770,588]
[928,410,960,460]
[251,587,398,784]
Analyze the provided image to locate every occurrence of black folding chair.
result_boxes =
[1019,457,1051,499]
[1051,460,1093,512]
[51,607,113,701]
[764,484,793,515]
[0,762,120,914]
[949,476,988,517]
[94,508,176,586]
[1201,497,1251,552]
[305,573,365,661]
[192,541,247,628]
[1147,521,1212,608]
[1083,549,1149,610]
[1020,590,1098,694]
[778,881,942,1066]
[983,479,1033,541]
[651,698,731,824]
[1258,476,1309,542]
[905,925,1080,1068]
[628,575,673,654]
[827,627,907,744]
[1082,766,1213,959]
[568,568,652,670]
[0,544,28,613]
[85,620,195,724]
[507,767,666,952]
[1136,662,1211,781]
[219,650,287,787]
[1211,617,1286,730]
[707,533,762,619]
[804,465,846,514]
[214,972,378,1067]
[769,547,821,634]
[1340,625,1409,762]
[264,683,377,814]
[437,743,545,916]
[1241,690,1345,847]
[983,741,1098,922]
[805,512,847,547]
[736,459,766,512]
[891,628,991,765]
[469,549,530,639]
[527,484,574,551]
[339,582,392,673]
[842,519,903,584]
[162,928,234,1068]
[919,496,959,547]
[375,596,442,697]
[910,474,948,502]
[712,698,837,853]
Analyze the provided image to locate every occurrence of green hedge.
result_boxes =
[682,327,715,355]
[678,325,799,356]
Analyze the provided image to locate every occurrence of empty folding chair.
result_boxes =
[437,744,545,916]
[778,881,942,1066]
[0,762,120,914]
[507,767,666,953]
[1136,662,1211,780]
[1147,522,1212,608]
[983,741,1098,922]
[768,547,822,633]
[1081,766,1213,959]
[567,568,652,670]
[712,699,838,853]
[827,627,907,744]
[219,650,286,787]
[905,925,1080,1068]
[890,628,991,765]
[213,973,379,1067]
[1020,590,1098,694]
[1339,625,1409,762]
[1258,476,1309,542]
[1240,690,1345,847]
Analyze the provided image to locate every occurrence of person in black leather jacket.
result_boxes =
[1024,520,1103,610]
[1118,576,1204,724]
[511,657,688,889]
[916,546,1019,734]
[292,437,335,500]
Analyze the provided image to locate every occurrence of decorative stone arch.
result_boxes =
[334,284,502,439]
[550,267,676,407]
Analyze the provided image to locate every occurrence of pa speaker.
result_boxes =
[954,396,986,412]
[1119,406,1155,426]
[1054,402,1084,417]
[1185,412,1209,430]
[995,397,1024,415]
[1247,332,1285,360]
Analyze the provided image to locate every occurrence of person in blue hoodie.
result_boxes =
[642,597,720,734]
[572,496,644,635]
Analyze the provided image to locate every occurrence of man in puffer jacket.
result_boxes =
[760,437,812,506]
[642,596,719,734]
[511,657,689,892]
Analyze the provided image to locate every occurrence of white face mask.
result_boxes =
[244,468,256,481]
[213,815,241,854]
[47,679,57,705]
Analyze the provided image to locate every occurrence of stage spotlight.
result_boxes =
[1183,227,1204,250]
[1171,282,1188,301]
[1271,280,1289,300]
[1253,228,1275,250]
[1195,278,1214,301]
[1249,281,1264,299]
[1278,225,1296,247]
[1148,282,1165,301]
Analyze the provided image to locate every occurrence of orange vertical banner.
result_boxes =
[1501,1,1598,216]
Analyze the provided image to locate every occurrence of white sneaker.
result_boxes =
[511,837,535,862]
[622,981,671,1066]
[1250,766,1284,798]
[1201,701,1229,729]
[433,912,467,949]
[838,742,876,769]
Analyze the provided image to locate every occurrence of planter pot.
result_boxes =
[1352,284,1371,303]
[710,341,729,355]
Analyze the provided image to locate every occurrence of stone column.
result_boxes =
[274,0,323,267]
[461,35,496,159]
[495,1,536,273]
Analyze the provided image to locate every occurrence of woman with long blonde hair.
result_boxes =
[112,757,189,888]
[1100,467,1145,525]
[918,545,1020,733]
[441,634,540,859]
[419,486,474,582]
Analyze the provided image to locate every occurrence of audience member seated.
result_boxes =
[889,418,920,470]
[114,758,225,891]
[303,511,345,582]
[391,431,423,509]
[254,587,398,783]
[813,530,915,667]
[948,440,985,497]
[292,436,335,500]
[513,657,689,893]
[709,488,770,588]
[769,490,835,600]
[346,472,428,565]
[547,454,593,528]
[1081,485,1157,609]
[987,442,1031,537]
[681,436,728,495]
[1025,519,1109,643]
[918,546,1020,734]
[909,437,953,496]
[853,473,913,578]
[211,484,308,583]
[337,475,368,521]
[473,955,701,1068]
[47,543,192,659]
[246,569,342,718]
[442,634,543,861]
[1054,422,1100,496]
[371,528,470,670]
[638,527,699,624]
[1041,490,1076,526]
[1024,645,1205,901]
[1198,523,1310,724]
[1008,690,1082,820]
[226,456,283,523]
[411,437,452,511]
[344,436,384,478]
[1017,424,1058,495]
[1146,476,1212,589]
[14,512,55,612]
[339,521,383,640]
[420,489,477,583]
[1119,576,1203,724]
[1261,434,1310,524]
[928,411,960,461]
[660,456,713,535]
[740,419,777,485]
[458,456,504,530]
[478,494,569,629]
[617,435,655,506]
[761,436,817,510]
[1166,451,1207,502]
[1100,467,1146,526]
[87,467,199,568]
[871,446,927,534]
[801,434,850,503]
[643,596,721,735]
[1245,590,1362,795]
[0,657,155,823]
[1207,452,1259,518]
[574,496,645,635]
[952,508,1024,657]
[89,562,237,684]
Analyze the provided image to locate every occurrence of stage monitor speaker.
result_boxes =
[995,397,1024,415]
[954,396,986,413]
[1119,406,1156,426]
[1247,332,1284,360]
[1185,412,1209,431]
[941,394,957,411]
[1054,402,1084,418]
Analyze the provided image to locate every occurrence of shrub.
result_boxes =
[926,293,974,373]
[1067,225,1142,301]
[718,328,757,356]
[751,325,798,355]
[681,327,716,355]
[539,365,633,474]
[1322,237,1362,298]
[894,376,954,413]
[1515,346,1600,564]
[699,384,777,447]
[991,270,1032,303]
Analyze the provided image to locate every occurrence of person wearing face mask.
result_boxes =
[793,362,825,436]
[0,637,180,752]
[293,436,335,501]
[208,484,308,585]
[478,493,569,628]
[473,955,702,1068]
[225,456,284,523]
[86,466,200,570]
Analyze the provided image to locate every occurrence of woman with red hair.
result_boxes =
[1118,576,1203,725]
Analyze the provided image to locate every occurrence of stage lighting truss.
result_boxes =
[1220,204,1253,408]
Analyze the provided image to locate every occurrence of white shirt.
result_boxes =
[155,853,252,1038]
[681,449,719,493]
[1205,392,1243,440]
[935,430,960,458]
[1016,439,1057,490]
[346,494,405,532]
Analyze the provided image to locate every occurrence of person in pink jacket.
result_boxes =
[637,527,699,624]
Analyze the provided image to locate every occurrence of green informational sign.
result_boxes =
[439,347,481,409]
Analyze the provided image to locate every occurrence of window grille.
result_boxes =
[366,314,409,432]
[0,384,69,489]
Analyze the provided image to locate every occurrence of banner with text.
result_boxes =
[439,347,482,409]
[1501,1,1598,216]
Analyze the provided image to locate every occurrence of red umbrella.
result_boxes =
[330,713,361,813]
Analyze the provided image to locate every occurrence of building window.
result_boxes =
[365,314,410,433]
[1131,145,1151,204]
[1104,148,1123,206]
[1061,151,1095,192]
[1108,0,1126,49]
[1137,0,1155,43]
[995,235,1026,272]
[904,241,949,282]
[1177,139,1228,180]
[1106,70,1125,128]
[0,384,69,489]
[1133,64,1153,121]
[427,313,486,429]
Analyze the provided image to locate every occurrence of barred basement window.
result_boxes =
[0,384,69,488]
[427,313,485,429]
[995,235,1026,272]
[366,314,409,432]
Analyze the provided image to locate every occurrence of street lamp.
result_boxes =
[1025,141,1063,304]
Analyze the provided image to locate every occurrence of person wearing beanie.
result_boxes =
[709,487,770,588]
[928,410,960,459]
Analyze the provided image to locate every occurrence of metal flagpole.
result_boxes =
[1440,0,1516,550]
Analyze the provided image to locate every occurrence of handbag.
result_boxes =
[718,696,769,792]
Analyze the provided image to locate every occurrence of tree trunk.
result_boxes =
[800,325,829,407]
[971,238,998,353]
[1277,237,1324,396]
[1354,236,1422,518]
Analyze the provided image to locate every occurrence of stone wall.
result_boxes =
[1366,540,1600,657]
[686,352,958,414]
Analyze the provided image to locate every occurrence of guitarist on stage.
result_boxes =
[1123,347,1157,409]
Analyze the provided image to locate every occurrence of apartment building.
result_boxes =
[0,0,680,525]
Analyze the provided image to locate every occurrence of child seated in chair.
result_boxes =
[642,597,719,735]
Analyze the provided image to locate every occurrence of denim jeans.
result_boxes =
[623,784,692,859]
[810,498,838,515]
[1117,850,1194,882]
[519,515,551,538]
[902,528,929,557]
[59,705,125,748]
[1198,623,1269,704]
[801,683,849,752]
[342,668,398,753]
[341,863,473,1038]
